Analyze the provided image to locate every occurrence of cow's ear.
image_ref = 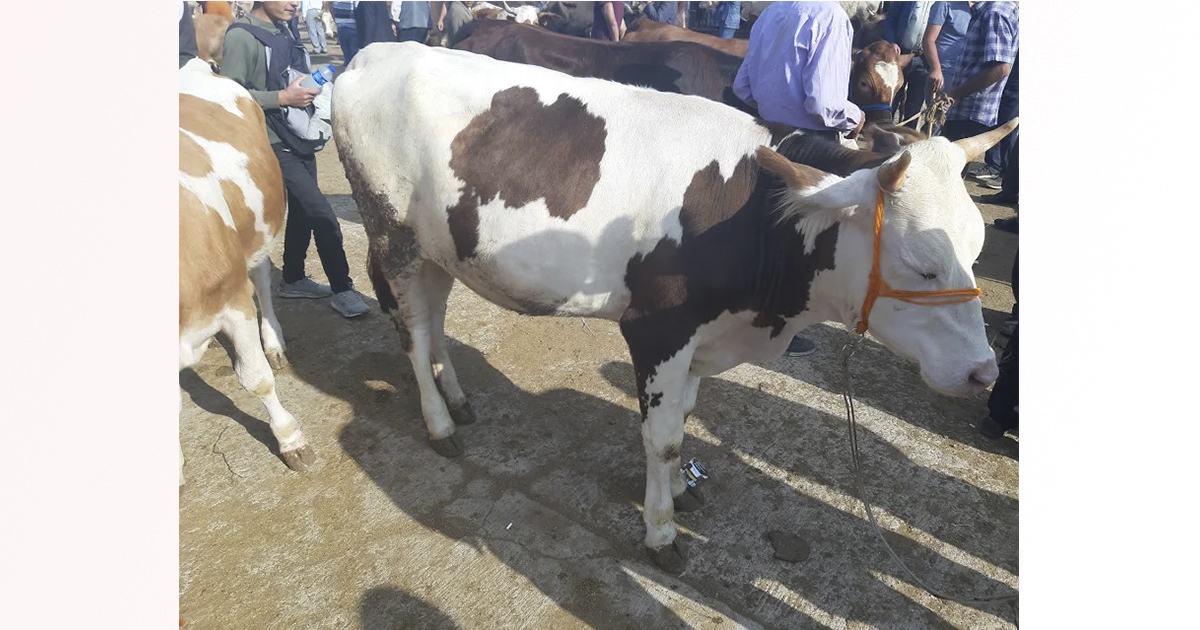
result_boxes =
[898,53,914,70]
[756,146,825,192]
[758,146,875,237]
[877,150,912,193]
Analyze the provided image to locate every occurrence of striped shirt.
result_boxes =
[947,1,1019,126]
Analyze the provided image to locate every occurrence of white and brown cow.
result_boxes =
[332,44,1014,574]
[178,59,314,483]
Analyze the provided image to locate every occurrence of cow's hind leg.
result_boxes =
[249,259,287,370]
[424,263,475,425]
[368,250,463,457]
[222,285,314,470]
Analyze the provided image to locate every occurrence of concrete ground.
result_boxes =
[180,39,1019,630]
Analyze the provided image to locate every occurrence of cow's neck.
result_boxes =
[746,197,841,337]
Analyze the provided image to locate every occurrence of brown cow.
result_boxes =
[178,59,314,484]
[193,13,230,70]
[624,16,749,57]
[851,40,913,124]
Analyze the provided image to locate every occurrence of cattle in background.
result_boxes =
[193,13,230,70]
[624,15,748,57]
[453,21,752,114]
[178,59,315,483]
[537,1,593,37]
[851,40,914,124]
[333,43,1014,574]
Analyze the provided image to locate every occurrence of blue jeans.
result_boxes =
[335,19,359,63]
[716,26,737,39]
[986,84,1019,171]
[305,9,326,52]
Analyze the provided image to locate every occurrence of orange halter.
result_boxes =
[855,189,982,335]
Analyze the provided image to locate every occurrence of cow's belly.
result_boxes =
[414,202,639,321]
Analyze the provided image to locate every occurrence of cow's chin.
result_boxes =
[919,369,990,398]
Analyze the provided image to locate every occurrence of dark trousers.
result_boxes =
[987,83,1019,171]
[987,253,1018,428]
[940,119,989,143]
[335,19,359,63]
[273,146,353,293]
[901,58,929,127]
[1001,135,1018,197]
[397,27,428,43]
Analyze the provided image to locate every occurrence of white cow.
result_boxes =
[178,59,314,483]
[332,43,1012,574]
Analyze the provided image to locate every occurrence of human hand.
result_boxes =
[279,76,319,108]
[847,115,865,140]
[437,18,444,31]
[927,68,944,93]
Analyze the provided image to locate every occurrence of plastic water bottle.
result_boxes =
[300,64,335,90]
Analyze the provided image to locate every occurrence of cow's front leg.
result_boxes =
[635,352,696,575]
[671,374,705,513]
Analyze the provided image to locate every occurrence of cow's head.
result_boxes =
[757,119,1020,397]
[851,41,913,123]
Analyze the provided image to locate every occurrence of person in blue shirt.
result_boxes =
[712,2,741,39]
[923,1,972,95]
[642,1,679,25]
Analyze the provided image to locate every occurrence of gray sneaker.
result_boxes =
[279,277,334,299]
[330,289,369,318]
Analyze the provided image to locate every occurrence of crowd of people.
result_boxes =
[179,1,1018,438]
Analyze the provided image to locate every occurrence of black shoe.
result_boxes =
[784,336,817,357]
[979,191,1018,206]
[979,416,1009,439]
[993,217,1019,233]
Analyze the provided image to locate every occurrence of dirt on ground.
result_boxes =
[180,39,1018,630]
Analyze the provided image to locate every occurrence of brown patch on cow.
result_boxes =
[446,86,607,259]
[620,155,841,410]
[624,16,748,57]
[179,92,285,235]
[179,186,248,331]
[661,443,681,462]
[220,180,265,255]
[179,131,212,178]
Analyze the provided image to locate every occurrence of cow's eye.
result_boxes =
[921,272,937,280]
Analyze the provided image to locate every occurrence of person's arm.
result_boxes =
[800,19,861,133]
[946,10,1017,100]
[435,1,447,31]
[643,2,662,22]
[946,61,1011,101]
[220,30,316,109]
[922,22,944,91]
[603,2,621,41]
[732,56,756,107]
[677,1,687,28]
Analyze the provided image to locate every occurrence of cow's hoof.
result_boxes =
[449,401,477,426]
[646,539,688,575]
[673,486,705,513]
[430,433,465,458]
[266,347,289,371]
[280,445,316,471]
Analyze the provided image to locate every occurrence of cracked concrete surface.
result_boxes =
[180,118,1019,629]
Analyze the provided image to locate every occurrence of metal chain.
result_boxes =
[840,334,1019,605]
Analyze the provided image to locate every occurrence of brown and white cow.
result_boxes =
[193,13,231,70]
[178,59,314,483]
[333,44,1014,574]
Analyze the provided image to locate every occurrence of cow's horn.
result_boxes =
[877,150,912,193]
[953,117,1020,163]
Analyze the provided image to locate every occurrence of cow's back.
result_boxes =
[333,43,772,318]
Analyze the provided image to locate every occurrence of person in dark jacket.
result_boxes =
[180,2,199,67]
[355,0,397,48]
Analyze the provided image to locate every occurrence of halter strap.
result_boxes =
[855,189,982,335]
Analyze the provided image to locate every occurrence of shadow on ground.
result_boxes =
[270,290,1018,628]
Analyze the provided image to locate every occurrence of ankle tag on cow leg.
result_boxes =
[681,458,709,487]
